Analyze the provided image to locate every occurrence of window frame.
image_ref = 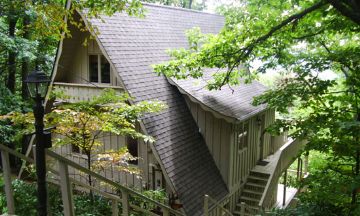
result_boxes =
[237,121,249,152]
[88,54,111,84]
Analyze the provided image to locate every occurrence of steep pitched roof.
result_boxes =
[169,73,268,122]
[86,4,228,215]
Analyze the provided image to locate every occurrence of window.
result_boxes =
[71,144,81,154]
[238,122,249,150]
[126,136,138,165]
[89,55,110,83]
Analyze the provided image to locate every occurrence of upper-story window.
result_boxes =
[89,55,110,83]
[238,122,249,150]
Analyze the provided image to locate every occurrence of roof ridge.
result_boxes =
[141,2,223,17]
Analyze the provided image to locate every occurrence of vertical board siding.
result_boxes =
[51,132,148,193]
[185,98,231,185]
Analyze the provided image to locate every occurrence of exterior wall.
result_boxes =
[261,109,277,157]
[52,131,168,193]
[184,96,277,213]
[54,13,121,87]
[67,36,118,86]
[52,17,168,195]
[185,97,231,186]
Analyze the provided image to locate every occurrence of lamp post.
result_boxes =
[25,67,51,216]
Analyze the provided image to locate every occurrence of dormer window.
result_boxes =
[89,54,110,83]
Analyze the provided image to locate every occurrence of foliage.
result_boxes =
[46,89,165,174]
[154,0,360,211]
[3,89,165,189]
[130,189,168,213]
[0,179,63,215]
[0,86,30,147]
[144,0,206,10]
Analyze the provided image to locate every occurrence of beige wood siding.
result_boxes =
[54,14,119,87]
[185,97,231,185]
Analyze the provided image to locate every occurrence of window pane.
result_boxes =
[101,55,110,83]
[89,55,98,82]
[238,122,249,150]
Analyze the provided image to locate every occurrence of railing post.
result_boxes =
[297,158,301,180]
[304,151,309,175]
[121,189,129,216]
[59,161,75,216]
[283,170,287,206]
[240,202,245,216]
[1,150,15,214]
[162,207,170,216]
[112,199,119,216]
[204,194,209,216]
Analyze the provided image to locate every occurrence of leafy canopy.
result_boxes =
[154,0,360,211]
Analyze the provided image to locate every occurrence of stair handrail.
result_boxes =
[258,138,305,209]
[204,194,233,216]
[0,143,184,216]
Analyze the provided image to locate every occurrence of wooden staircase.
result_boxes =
[233,171,270,216]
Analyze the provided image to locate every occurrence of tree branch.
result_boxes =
[217,1,328,88]
[327,0,360,25]
[237,1,328,59]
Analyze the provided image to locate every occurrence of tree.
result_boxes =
[0,0,146,98]
[3,89,166,198]
[154,0,360,212]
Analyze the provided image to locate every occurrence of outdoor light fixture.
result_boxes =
[25,66,51,216]
[25,66,51,99]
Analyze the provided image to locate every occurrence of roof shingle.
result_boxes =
[88,4,228,215]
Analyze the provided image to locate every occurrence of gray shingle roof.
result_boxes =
[169,73,268,122]
[88,4,228,215]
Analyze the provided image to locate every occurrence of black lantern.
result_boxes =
[25,66,51,216]
[25,67,51,99]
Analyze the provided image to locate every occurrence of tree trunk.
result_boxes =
[21,13,31,99]
[6,15,17,93]
[189,0,193,9]
[351,113,360,205]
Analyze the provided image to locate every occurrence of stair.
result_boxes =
[233,171,270,216]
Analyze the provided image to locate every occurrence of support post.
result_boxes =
[304,151,309,176]
[240,202,245,216]
[299,158,303,179]
[121,189,129,216]
[283,170,287,206]
[204,195,209,216]
[59,161,74,216]
[297,158,300,180]
[111,199,119,216]
[34,95,48,216]
[1,150,15,214]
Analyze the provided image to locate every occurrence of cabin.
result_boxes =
[49,3,305,216]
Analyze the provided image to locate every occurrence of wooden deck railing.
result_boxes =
[204,194,233,216]
[258,138,306,210]
[0,143,184,216]
[53,82,123,102]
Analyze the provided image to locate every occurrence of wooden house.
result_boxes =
[50,3,305,216]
